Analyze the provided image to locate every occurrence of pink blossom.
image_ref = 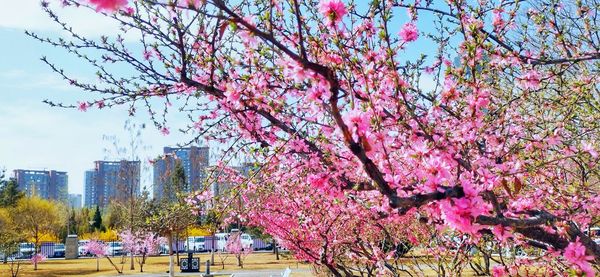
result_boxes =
[519,69,542,90]
[160,127,170,136]
[89,0,128,12]
[121,230,163,256]
[318,0,347,26]
[96,100,105,109]
[491,265,507,277]
[440,197,487,234]
[30,253,46,265]
[307,173,329,190]
[399,22,419,43]
[582,141,598,159]
[143,50,153,60]
[343,109,370,135]
[492,225,513,243]
[78,101,89,112]
[492,8,505,29]
[84,240,108,257]
[123,6,134,15]
[564,238,594,276]
[226,232,253,256]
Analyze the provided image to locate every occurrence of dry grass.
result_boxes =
[0,253,313,277]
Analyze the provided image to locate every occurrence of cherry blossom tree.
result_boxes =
[120,230,164,272]
[29,254,46,270]
[84,240,122,273]
[84,240,107,272]
[226,232,252,268]
[32,0,600,275]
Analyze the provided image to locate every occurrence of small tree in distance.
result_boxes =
[11,197,63,270]
[92,205,103,232]
[226,232,252,268]
[120,230,164,272]
[84,240,122,273]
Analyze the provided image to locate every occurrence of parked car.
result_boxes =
[229,229,253,250]
[215,233,229,251]
[53,244,65,258]
[159,240,186,254]
[106,241,123,256]
[240,233,253,250]
[78,240,90,256]
[185,236,205,252]
[18,243,35,259]
[159,243,169,255]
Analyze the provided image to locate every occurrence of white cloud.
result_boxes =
[0,71,76,91]
[0,0,122,37]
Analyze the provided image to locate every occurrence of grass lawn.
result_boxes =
[0,252,313,277]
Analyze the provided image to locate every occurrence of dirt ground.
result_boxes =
[0,252,312,277]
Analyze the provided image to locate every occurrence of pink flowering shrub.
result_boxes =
[30,253,46,265]
[121,230,164,272]
[84,240,107,257]
[226,232,252,268]
[121,230,163,256]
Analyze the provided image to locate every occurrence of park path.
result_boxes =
[104,268,312,277]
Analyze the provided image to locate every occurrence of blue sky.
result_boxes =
[0,0,193,195]
[0,0,443,196]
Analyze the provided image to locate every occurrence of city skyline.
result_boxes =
[0,1,203,195]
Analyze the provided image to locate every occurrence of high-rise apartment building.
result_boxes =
[13,169,68,202]
[84,160,140,208]
[68,193,82,208]
[84,170,96,208]
[153,146,209,200]
[208,163,256,197]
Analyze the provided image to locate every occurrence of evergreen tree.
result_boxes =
[165,160,187,203]
[92,205,103,231]
[0,178,24,208]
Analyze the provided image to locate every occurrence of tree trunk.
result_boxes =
[130,251,134,270]
[33,245,38,270]
[105,256,123,274]
[211,250,215,266]
[275,242,279,260]
[168,234,175,277]
[211,232,215,266]
[96,257,99,271]
[140,253,145,272]
[175,233,180,266]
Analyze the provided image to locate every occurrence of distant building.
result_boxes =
[84,160,140,208]
[153,146,209,200]
[208,163,256,197]
[13,169,68,202]
[68,194,82,208]
[84,170,97,208]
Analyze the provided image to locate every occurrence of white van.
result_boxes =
[240,233,253,250]
[217,230,254,251]
[185,236,205,252]
[215,233,229,251]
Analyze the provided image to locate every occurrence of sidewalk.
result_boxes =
[106,268,312,277]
